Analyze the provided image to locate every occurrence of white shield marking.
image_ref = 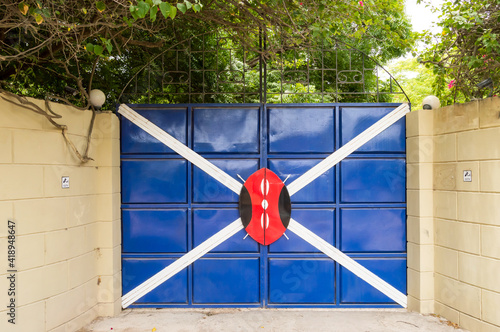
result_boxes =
[260,179,270,195]
[261,199,268,210]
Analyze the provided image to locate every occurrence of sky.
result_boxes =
[405,0,443,34]
[382,0,444,81]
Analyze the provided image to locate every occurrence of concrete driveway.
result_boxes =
[84,309,468,332]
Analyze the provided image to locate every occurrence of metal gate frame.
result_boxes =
[118,31,410,106]
[119,104,409,308]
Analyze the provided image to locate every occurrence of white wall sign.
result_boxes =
[463,170,472,182]
[61,176,70,189]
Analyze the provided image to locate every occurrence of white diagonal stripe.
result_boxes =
[122,218,244,308]
[118,104,242,194]
[287,103,409,196]
[288,218,407,307]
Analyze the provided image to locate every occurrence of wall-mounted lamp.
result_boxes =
[477,78,493,89]
[89,89,106,109]
[422,95,440,110]
[477,78,493,98]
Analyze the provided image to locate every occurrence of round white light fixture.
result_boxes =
[89,89,106,109]
[422,95,440,110]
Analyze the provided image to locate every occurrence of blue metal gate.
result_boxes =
[120,103,406,308]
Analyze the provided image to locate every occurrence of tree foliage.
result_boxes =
[1,0,414,107]
[387,58,436,109]
[417,0,500,104]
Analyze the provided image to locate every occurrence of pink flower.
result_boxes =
[359,1,364,6]
[448,80,455,89]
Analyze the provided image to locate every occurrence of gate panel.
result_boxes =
[340,208,406,252]
[268,108,335,153]
[193,107,260,153]
[121,159,187,203]
[122,209,188,253]
[193,209,258,252]
[269,259,336,303]
[268,209,335,253]
[340,259,407,303]
[193,259,260,304]
[121,108,187,154]
[340,158,406,203]
[268,159,335,203]
[122,259,188,304]
[120,103,407,308]
[192,159,258,203]
[340,107,406,152]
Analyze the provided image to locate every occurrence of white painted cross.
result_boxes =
[119,103,410,308]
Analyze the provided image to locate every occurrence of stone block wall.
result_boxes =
[406,107,435,314]
[407,97,500,332]
[0,93,121,332]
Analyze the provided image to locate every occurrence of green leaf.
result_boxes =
[85,43,94,52]
[169,5,177,19]
[129,5,139,19]
[136,1,150,18]
[159,2,171,19]
[41,8,51,17]
[152,0,162,5]
[94,45,104,55]
[105,40,112,54]
[193,3,201,12]
[100,38,112,53]
[137,1,150,18]
[184,1,192,10]
[150,5,158,21]
[177,3,187,14]
[82,8,87,14]
[96,1,106,13]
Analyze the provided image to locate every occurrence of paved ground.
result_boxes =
[85,308,468,332]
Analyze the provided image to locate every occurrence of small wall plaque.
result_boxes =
[62,176,70,189]
[463,170,472,182]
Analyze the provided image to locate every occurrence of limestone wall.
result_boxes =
[407,97,500,332]
[406,105,435,314]
[0,93,121,332]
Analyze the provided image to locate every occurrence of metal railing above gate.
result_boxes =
[118,31,409,105]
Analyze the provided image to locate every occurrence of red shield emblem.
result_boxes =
[239,168,291,245]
